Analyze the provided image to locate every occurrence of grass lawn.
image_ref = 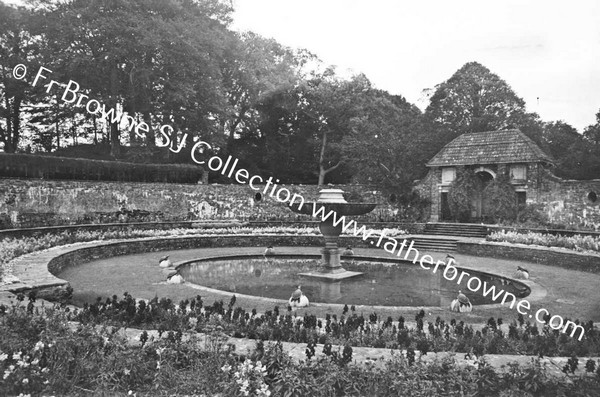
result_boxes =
[56,245,600,326]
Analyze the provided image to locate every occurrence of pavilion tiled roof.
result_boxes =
[426,129,553,167]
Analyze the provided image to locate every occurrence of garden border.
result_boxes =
[458,240,600,273]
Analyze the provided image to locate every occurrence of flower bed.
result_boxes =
[487,230,600,253]
[63,293,600,358]
[2,297,600,396]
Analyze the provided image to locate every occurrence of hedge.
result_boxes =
[0,153,203,183]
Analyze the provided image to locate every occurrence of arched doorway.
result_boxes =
[472,168,495,220]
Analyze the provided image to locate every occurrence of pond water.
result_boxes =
[179,257,530,307]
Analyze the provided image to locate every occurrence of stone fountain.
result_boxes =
[289,188,376,280]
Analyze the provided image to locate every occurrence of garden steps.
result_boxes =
[424,223,488,238]
[403,235,458,252]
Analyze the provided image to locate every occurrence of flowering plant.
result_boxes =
[0,341,51,396]
[487,230,600,253]
[222,360,271,396]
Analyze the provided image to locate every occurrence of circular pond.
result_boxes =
[178,255,530,307]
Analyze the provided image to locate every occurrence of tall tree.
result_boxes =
[32,0,233,158]
[343,89,423,191]
[423,61,542,150]
[542,121,600,180]
[219,32,302,156]
[297,70,372,185]
[584,110,600,147]
[0,3,37,152]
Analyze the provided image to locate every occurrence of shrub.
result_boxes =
[448,168,482,222]
[482,174,517,223]
[0,153,202,183]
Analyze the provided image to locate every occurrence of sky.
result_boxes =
[232,0,600,132]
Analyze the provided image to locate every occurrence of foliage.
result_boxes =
[515,204,551,227]
[487,230,600,253]
[0,3,38,153]
[2,300,600,395]
[342,89,427,195]
[423,61,541,147]
[543,121,600,180]
[1,0,599,188]
[448,168,481,222]
[482,174,517,223]
[70,294,600,358]
[0,153,202,182]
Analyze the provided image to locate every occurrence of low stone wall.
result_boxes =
[46,235,374,276]
[457,240,600,273]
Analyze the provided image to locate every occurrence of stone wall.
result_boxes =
[534,170,600,230]
[0,178,396,228]
[457,240,600,273]
[416,164,600,229]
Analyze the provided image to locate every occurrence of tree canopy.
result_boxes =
[0,1,599,200]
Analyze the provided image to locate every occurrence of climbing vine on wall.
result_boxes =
[483,173,517,222]
[448,168,481,222]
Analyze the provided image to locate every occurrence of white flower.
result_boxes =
[12,352,21,360]
[34,341,44,351]
[221,364,232,372]
[17,360,30,368]
[0,353,7,361]
[22,378,29,384]
[41,367,49,373]
[31,358,39,366]
[3,370,11,380]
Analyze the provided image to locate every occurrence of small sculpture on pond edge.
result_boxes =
[450,290,472,313]
[289,285,309,308]
[264,245,275,257]
[159,255,173,268]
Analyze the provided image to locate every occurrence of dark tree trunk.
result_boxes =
[109,65,121,158]
[144,112,155,146]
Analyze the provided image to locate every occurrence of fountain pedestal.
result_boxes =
[289,189,376,281]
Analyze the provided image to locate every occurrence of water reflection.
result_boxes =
[178,258,529,307]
